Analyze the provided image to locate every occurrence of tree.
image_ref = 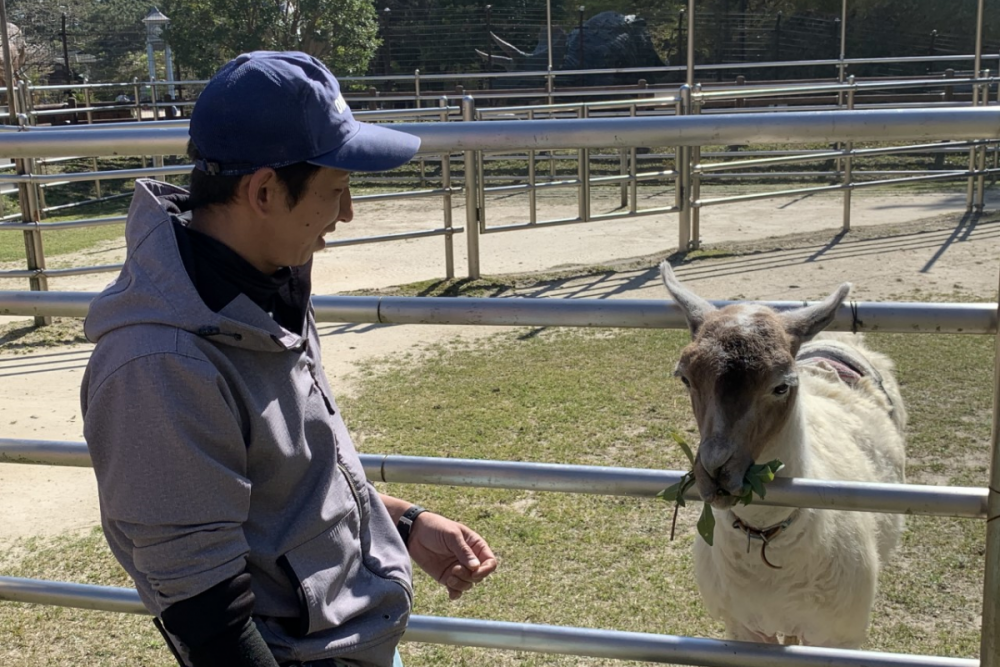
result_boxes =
[159,0,381,80]
[6,0,149,84]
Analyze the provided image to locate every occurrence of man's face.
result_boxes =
[267,166,353,269]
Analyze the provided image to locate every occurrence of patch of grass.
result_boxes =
[0,529,169,666]
[0,198,129,263]
[0,318,88,353]
[0,312,993,665]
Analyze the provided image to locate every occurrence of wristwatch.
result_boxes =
[396,504,427,547]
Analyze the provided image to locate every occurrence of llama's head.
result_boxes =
[660,261,851,508]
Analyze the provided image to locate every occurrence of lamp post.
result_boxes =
[142,7,174,99]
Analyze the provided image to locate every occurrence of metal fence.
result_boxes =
[1,45,998,301]
[0,291,997,667]
[1,102,999,310]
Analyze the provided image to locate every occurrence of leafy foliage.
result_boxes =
[159,0,380,80]
[657,431,783,546]
[7,0,148,84]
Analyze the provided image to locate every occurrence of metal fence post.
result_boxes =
[547,68,556,179]
[842,75,855,232]
[690,85,702,250]
[13,111,51,325]
[980,274,1000,667]
[82,82,102,199]
[976,70,989,211]
[629,102,638,215]
[967,76,978,212]
[462,96,480,280]
[18,80,49,221]
[619,143,628,210]
[676,84,692,251]
[439,97,454,280]
[578,104,590,222]
[415,69,426,186]
[528,108,537,225]
[149,81,164,169]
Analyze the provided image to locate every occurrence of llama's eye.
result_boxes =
[680,376,691,387]
[773,383,789,396]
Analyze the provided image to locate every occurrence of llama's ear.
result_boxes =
[781,283,851,349]
[660,260,716,338]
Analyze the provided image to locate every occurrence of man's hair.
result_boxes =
[186,140,323,210]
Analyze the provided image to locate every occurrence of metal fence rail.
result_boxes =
[2,105,999,284]
[0,291,996,334]
[0,577,978,667]
[0,440,988,520]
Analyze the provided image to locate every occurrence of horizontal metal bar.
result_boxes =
[15,54,996,96]
[696,76,984,101]
[0,439,92,466]
[849,170,982,190]
[16,119,187,131]
[5,108,1000,158]
[0,292,994,334]
[484,96,677,115]
[0,264,122,279]
[364,455,988,519]
[324,226,461,248]
[25,81,141,92]
[697,184,846,207]
[405,615,980,667]
[0,441,987,519]
[484,179,580,195]
[30,104,137,117]
[353,188,451,203]
[0,165,189,185]
[41,192,131,214]
[588,205,681,221]
[0,577,146,615]
[484,206,681,232]
[322,297,999,335]
[354,107,462,121]
[483,215,582,231]
[418,108,1000,153]
[698,140,992,173]
[0,577,975,667]
[0,216,125,231]
[0,291,94,316]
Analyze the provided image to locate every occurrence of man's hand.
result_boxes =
[406,512,498,600]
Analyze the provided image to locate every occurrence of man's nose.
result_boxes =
[338,187,354,223]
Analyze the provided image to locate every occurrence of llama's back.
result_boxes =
[798,332,907,563]
[811,332,907,433]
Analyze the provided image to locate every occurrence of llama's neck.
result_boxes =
[730,394,812,527]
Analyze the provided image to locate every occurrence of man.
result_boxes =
[81,51,497,667]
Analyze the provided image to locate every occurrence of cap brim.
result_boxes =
[309,122,421,173]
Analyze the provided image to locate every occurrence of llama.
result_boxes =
[660,261,906,648]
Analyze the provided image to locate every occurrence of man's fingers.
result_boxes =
[446,529,481,569]
[444,572,475,591]
[472,555,498,579]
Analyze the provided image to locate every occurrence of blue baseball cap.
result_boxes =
[189,51,420,176]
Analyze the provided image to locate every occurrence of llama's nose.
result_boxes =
[699,439,732,479]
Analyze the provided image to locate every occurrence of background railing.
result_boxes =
[1,99,998,312]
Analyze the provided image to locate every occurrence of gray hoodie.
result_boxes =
[81,179,412,666]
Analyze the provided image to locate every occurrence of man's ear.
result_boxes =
[244,168,280,217]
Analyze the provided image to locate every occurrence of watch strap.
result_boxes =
[396,504,427,547]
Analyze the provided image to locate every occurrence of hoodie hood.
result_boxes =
[85,179,305,352]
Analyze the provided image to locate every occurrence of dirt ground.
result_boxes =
[2,186,1000,547]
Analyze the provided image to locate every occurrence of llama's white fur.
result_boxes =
[661,263,907,648]
[693,333,906,647]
